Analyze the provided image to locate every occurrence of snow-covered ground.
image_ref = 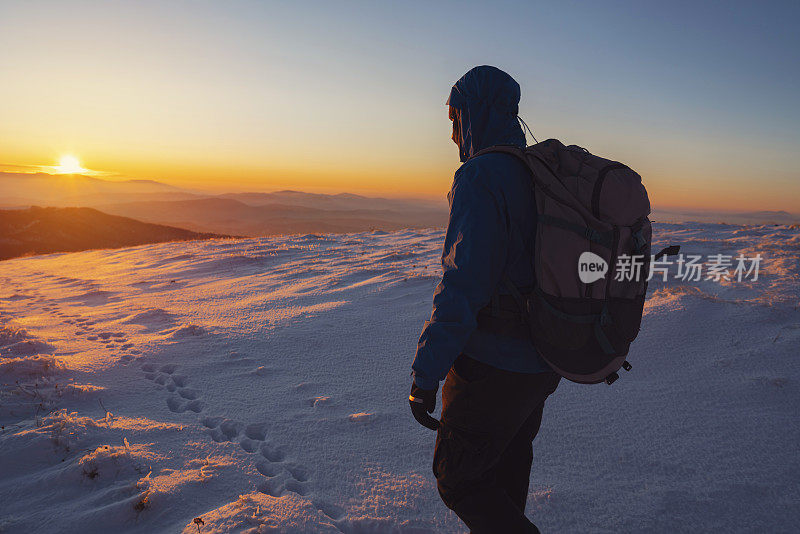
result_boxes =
[1,223,798,533]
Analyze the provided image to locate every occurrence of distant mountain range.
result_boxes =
[0,206,226,260]
[650,207,800,225]
[97,195,447,236]
[0,172,449,237]
[0,172,195,207]
[3,172,795,255]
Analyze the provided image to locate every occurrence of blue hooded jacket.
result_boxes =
[411,66,550,390]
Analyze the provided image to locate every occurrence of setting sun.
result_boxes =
[54,154,86,174]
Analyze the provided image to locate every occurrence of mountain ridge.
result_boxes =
[0,206,229,260]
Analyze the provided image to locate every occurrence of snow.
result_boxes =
[0,223,798,533]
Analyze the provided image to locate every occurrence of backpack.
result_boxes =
[475,139,678,385]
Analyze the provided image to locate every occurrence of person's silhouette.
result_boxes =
[409,65,560,533]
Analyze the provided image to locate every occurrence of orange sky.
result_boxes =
[1,2,798,211]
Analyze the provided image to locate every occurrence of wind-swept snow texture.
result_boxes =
[1,223,798,533]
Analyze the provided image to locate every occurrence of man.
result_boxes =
[409,65,561,533]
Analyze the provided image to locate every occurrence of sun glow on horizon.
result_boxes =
[54,154,87,174]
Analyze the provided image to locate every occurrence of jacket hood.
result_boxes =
[446,65,526,162]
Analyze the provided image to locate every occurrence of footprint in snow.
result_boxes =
[236,421,274,451]
[171,375,188,387]
[244,423,268,441]
[253,455,317,501]
[148,371,190,394]
[314,500,346,521]
[257,476,286,497]
[135,359,344,520]
[201,416,223,429]
[219,419,241,439]
[140,362,204,413]
[98,331,128,342]
[284,478,310,496]
[285,463,310,482]
[166,395,203,413]
[178,387,199,400]
[203,418,241,442]
[256,460,281,477]
[260,442,286,463]
[256,468,311,498]
[240,438,259,453]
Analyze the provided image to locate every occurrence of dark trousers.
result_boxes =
[433,354,560,534]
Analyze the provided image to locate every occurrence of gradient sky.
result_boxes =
[1,0,798,211]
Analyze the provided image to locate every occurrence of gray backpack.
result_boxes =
[476,139,678,384]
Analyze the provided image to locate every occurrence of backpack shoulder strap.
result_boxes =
[474,145,598,224]
[472,144,527,163]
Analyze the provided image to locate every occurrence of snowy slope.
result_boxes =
[0,223,798,533]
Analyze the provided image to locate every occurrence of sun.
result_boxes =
[54,154,87,174]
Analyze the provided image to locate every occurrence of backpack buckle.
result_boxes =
[604,372,619,385]
[632,230,647,254]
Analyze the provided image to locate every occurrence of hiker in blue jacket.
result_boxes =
[409,65,560,533]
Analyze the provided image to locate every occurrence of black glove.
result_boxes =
[409,382,439,431]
